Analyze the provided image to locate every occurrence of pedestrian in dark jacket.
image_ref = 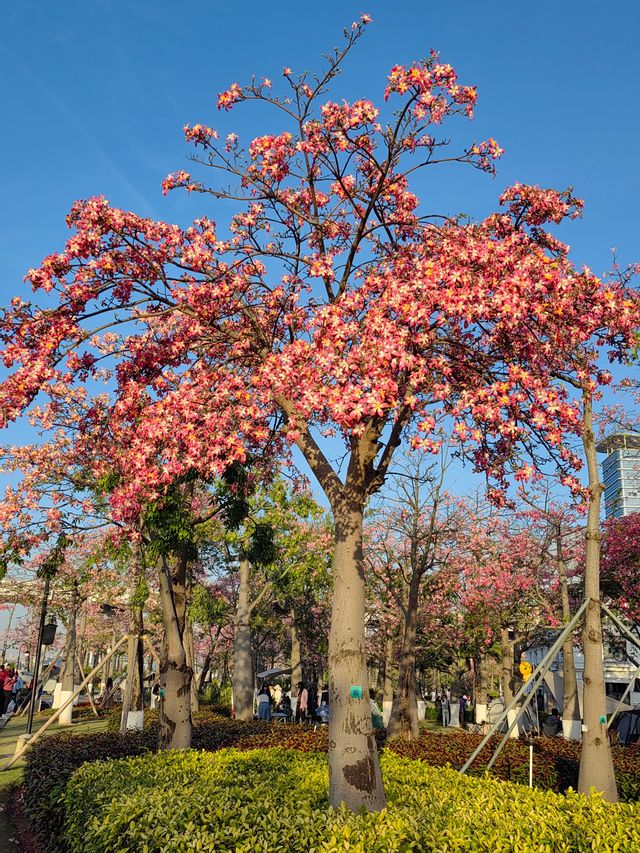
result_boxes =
[459,694,468,729]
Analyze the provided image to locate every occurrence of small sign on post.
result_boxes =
[349,685,363,699]
[519,661,533,682]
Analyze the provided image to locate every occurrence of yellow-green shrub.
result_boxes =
[64,748,640,852]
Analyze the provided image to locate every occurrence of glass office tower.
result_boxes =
[596,432,640,518]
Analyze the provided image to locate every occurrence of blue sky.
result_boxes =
[2,0,638,292]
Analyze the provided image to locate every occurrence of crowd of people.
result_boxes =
[0,664,25,715]
[255,682,386,729]
[256,681,330,723]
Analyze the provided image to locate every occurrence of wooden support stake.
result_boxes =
[2,635,128,771]
[143,635,161,667]
[75,651,99,718]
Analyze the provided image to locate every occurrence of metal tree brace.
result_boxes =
[2,635,129,771]
[459,598,640,775]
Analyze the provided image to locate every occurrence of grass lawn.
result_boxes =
[0,711,107,853]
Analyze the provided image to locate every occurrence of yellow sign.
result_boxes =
[519,661,533,682]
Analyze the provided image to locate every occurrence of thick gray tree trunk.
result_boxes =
[501,628,519,738]
[383,635,394,705]
[578,392,618,801]
[290,611,302,695]
[59,582,78,726]
[157,553,192,750]
[328,499,386,811]
[184,616,200,714]
[387,580,419,740]
[233,558,254,722]
[474,654,490,724]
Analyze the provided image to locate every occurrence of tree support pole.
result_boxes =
[599,604,640,651]
[2,635,128,771]
[460,598,589,776]
[75,651,99,718]
[606,663,640,730]
[143,635,161,668]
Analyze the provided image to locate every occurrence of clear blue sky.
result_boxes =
[1,0,638,293]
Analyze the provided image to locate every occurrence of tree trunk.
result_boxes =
[557,534,581,740]
[578,391,618,801]
[198,650,212,694]
[474,653,490,724]
[59,582,78,726]
[233,558,254,722]
[383,635,394,704]
[387,580,419,740]
[157,554,192,750]
[120,552,146,734]
[184,615,200,714]
[501,628,519,738]
[375,647,385,707]
[328,498,386,811]
[290,611,302,700]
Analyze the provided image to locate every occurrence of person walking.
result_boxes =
[257,683,271,721]
[459,694,468,729]
[295,682,308,723]
[0,663,9,715]
[3,670,16,704]
[440,692,451,727]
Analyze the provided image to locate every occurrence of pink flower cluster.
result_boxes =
[217,82,243,111]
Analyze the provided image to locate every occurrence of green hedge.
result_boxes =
[391,730,640,802]
[23,719,640,852]
[64,748,640,852]
[23,714,322,852]
[22,729,155,852]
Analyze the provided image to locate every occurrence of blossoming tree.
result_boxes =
[1,18,638,809]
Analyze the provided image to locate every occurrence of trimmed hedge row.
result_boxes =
[64,748,640,852]
[391,730,640,802]
[23,729,154,852]
[23,720,640,851]
[23,714,329,852]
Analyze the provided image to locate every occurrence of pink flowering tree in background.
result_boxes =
[1,17,639,809]
[518,487,586,739]
[448,499,545,728]
[364,448,461,740]
[601,512,640,625]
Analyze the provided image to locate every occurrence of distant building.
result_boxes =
[596,432,640,519]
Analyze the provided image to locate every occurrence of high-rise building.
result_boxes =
[596,432,640,518]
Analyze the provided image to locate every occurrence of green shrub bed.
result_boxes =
[23,714,328,852]
[23,729,155,852]
[23,720,640,851]
[63,748,640,852]
[390,730,640,802]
